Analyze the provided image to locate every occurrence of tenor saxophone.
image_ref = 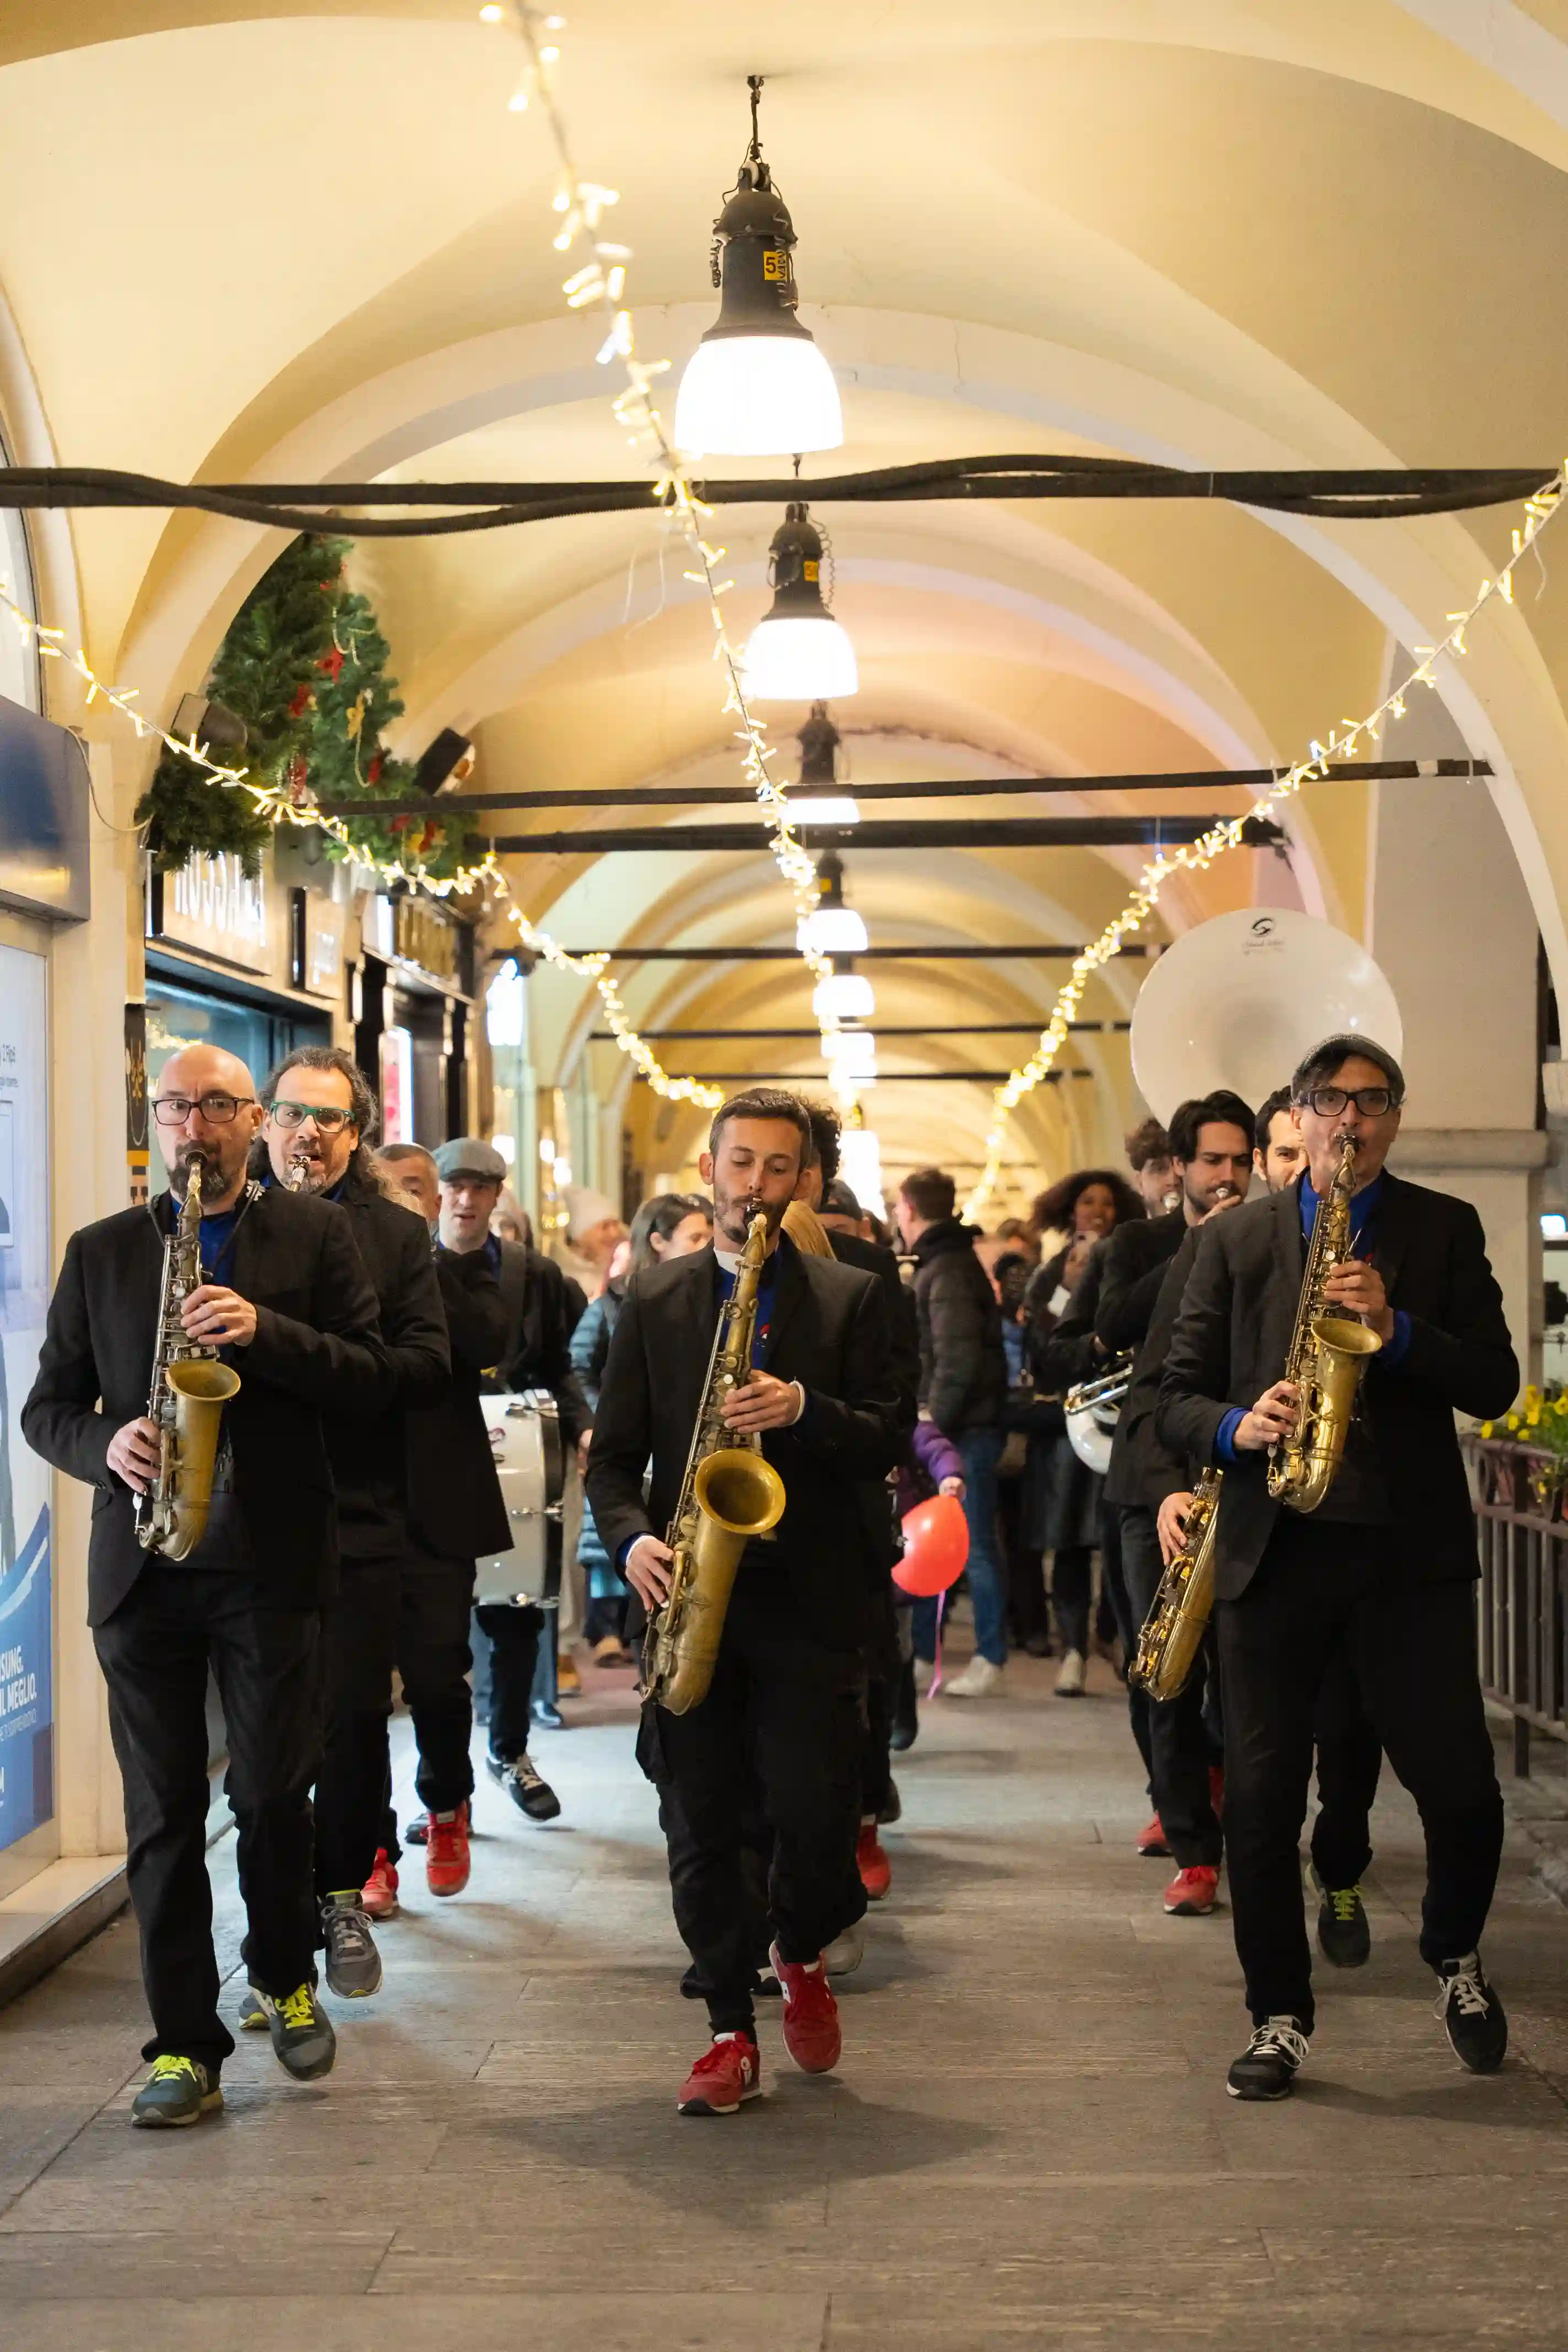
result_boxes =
[642,1208,787,1715]
[134,1158,242,1560]
[1129,1466,1223,1702]
[1266,1133,1382,1512]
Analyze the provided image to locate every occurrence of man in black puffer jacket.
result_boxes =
[897,1167,1009,1693]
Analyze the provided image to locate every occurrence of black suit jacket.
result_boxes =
[23,1185,386,1625]
[830,1229,919,1582]
[404,1246,511,1560]
[491,1240,592,1444]
[586,1237,908,1647]
[1154,1171,1518,1596]
[321,1165,450,1559]
[1104,1226,1200,1511]
[1095,1209,1187,1358]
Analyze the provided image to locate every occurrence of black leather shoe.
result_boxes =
[889,1658,918,1752]
[531,1697,566,1732]
[486,1748,562,1820]
[1311,1867,1371,1968]
[1435,1953,1507,2072]
[1226,2016,1309,2101]
[876,1781,902,1826]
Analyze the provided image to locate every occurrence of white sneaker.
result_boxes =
[912,1658,935,1694]
[824,1918,866,1976]
[944,1655,1003,1699]
[1055,1648,1086,1697]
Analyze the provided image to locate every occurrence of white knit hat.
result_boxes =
[564,1185,618,1240]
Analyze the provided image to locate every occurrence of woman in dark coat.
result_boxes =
[1021,1169,1143,1693]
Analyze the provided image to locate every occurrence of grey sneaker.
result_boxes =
[250,1982,337,2081]
[321,1897,383,1998]
[131,2054,223,2128]
[486,1748,562,1822]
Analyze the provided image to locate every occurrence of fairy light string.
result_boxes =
[961,466,1568,1220]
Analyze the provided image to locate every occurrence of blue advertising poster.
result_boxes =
[0,943,51,1852]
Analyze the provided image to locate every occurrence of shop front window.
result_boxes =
[143,974,329,1198]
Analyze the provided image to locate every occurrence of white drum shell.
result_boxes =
[1065,1402,1118,1474]
[474,1390,564,1608]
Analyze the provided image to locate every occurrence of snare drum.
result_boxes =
[474,1390,564,1609]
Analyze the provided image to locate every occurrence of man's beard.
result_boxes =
[714,1182,769,1245]
[170,1142,230,1199]
[280,1144,331,1194]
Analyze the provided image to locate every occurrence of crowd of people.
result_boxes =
[20,1030,1519,2124]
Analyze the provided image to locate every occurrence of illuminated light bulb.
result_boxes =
[813,971,875,1021]
[741,506,858,701]
[509,84,531,111]
[826,1031,878,1083]
[672,80,842,456]
[798,904,868,956]
[478,3,504,18]
[540,44,560,62]
[790,793,860,825]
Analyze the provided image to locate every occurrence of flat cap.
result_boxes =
[434,1135,507,1183]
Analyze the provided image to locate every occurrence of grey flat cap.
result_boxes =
[434,1136,508,1183]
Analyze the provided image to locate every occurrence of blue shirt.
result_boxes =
[198,1207,242,1289]
[1213,1175,1410,1466]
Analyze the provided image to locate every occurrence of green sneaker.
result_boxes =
[250,1982,337,2081]
[237,1964,317,2034]
[1309,1864,1372,1968]
[131,2055,223,2129]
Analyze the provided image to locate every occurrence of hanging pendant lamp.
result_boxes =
[790,700,860,826]
[674,76,843,458]
[743,506,858,702]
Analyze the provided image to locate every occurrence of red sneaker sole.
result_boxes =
[782,2031,842,2075]
[678,2084,763,2117]
[427,1877,469,1897]
[1164,1897,1218,1916]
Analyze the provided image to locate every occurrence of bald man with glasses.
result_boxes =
[23,1044,388,2129]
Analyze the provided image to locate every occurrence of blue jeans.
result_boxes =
[956,1425,1007,1665]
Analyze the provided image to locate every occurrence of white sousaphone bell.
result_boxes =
[1062,909,1403,1474]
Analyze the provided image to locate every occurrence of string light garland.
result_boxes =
[961,467,1568,1221]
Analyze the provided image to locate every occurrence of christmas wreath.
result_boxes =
[137,535,480,882]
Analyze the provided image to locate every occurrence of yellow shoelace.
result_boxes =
[275,1986,317,2030]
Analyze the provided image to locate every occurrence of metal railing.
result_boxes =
[1463,1435,1568,1776]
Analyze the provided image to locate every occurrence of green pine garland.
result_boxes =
[137,534,480,882]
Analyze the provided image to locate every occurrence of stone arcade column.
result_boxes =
[1366,763,1544,1388]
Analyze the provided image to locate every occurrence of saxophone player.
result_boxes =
[1155,1037,1518,2100]
[21,1045,387,2129]
[587,1090,907,2117]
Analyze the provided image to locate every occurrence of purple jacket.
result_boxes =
[895,1416,966,1519]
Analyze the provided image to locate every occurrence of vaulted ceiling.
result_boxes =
[6,2,1568,1202]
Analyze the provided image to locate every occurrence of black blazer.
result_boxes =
[1104,1225,1201,1511]
[321,1163,451,1559]
[1095,1209,1187,1358]
[830,1228,920,1582]
[586,1237,908,1647]
[23,1185,386,1625]
[1154,1171,1518,1596]
[404,1245,511,1561]
[491,1240,592,1445]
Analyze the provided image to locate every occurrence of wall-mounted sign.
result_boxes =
[393,894,461,985]
[152,852,270,972]
[0,943,52,1853]
[291,889,347,1001]
[0,694,89,924]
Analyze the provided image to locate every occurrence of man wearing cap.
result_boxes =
[1156,1037,1518,2103]
[372,1139,511,1900]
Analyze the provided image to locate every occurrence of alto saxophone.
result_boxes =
[1129,1466,1223,1702]
[642,1208,787,1715]
[134,1158,243,1560]
[1267,1133,1382,1512]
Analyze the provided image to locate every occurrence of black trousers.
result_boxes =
[1310,1645,1384,1890]
[94,1565,322,2075]
[1120,1505,1221,1862]
[858,1582,900,1820]
[394,1537,474,1818]
[1217,1518,1502,2031]
[1050,1544,1093,1657]
[638,1585,865,2035]
[476,1601,544,1761]
[999,1474,1048,1647]
[314,1553,399,1901]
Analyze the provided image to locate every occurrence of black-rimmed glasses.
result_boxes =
[1299,1085,1401,1119]
[152,1092,255,1127]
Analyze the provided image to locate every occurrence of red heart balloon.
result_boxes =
[894,1493,970,1596]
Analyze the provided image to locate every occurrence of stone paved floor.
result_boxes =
[2,1647,1567,2349]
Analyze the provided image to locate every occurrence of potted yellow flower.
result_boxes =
[1478,1386,1568,1518]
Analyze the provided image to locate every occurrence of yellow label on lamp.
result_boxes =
[763,248,791,282]
[803,560,819,581]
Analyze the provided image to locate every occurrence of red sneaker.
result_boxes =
[1136,1814,1171,1858]
[1209,1764,1225,1820]
[360,1850,399,1921]
[856,1821,892,1901]
[770,1943,842,2074]
[1164,1864,1220,1916]
[677,2032,761,2117]
[425,1803,471,1897]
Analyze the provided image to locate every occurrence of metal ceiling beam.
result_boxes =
[553,943,1151,961]
[316,756,1490,819]
[590,1020,1131,1041]
[490,815,1283,856]
[636,1069,1092,1084]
